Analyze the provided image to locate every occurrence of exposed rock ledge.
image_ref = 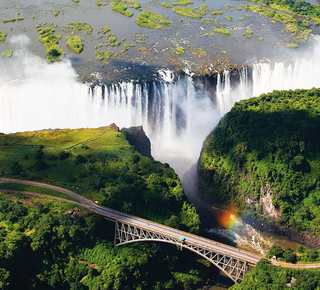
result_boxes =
[245,184,281,220]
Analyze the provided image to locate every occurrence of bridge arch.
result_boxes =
[113,221,253,284]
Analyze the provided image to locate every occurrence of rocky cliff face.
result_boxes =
[121,126,153,160]
[259,184,281,219]
[245,184,281,219]
[198,88,320,244]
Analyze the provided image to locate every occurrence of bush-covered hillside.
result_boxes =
[0,124,200,232]
[199,88,320,235]
[0,125,208,288]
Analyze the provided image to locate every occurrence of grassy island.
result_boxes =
[66,36,83,53]
[135,10,172,29]
[173,7,202,18]
[213,28,232,35]
[111,2,133,17]
[38,27,64,62]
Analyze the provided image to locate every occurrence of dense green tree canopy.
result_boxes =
[0,195,211,289]
[231,259,320,290]
[199,88,320,234]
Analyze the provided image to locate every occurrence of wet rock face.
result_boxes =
[245,184,281,219]
[259,184,281,219]
[121,126,153,160]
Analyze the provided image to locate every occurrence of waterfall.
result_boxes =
[1,35,320,175]
[252,60,320,97]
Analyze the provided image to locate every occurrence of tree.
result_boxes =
[35,147,44,159]
[0,268,10,289]
[48,48,61,57]
[266,245,284,259]
[57,151,71,160]
[284,247,297,263]
[9,162,22,175]
[131,154,140,164]
[180,202,201,233]
[306,249,318,262]
[297,245,306,254]
[34,159,49,171]
[74,155,87,164]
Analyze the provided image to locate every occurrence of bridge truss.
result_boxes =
[113,221,253,284]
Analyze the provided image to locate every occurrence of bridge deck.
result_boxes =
[90,203,263,265]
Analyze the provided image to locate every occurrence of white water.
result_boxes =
[1,35,320,254]
[1,36,320,175]
[206,220,274,255]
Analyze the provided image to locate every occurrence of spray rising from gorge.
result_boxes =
[2,36,320,175]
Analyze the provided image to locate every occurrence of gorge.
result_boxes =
[1,35,320,256]
[1,36,320,173]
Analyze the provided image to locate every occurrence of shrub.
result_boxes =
[1,50,12,58]
[10,162,22,175]
[175,46,185,55]
[57,151,71,160]
[213,28,232,35]
[0,31,7,42]
[101,26,110,34]
[266,245,284,259]
[74,155,87,164]
[172,0,193,6]
[128,1,141,9]
[212,10,223,16]
[286,42,299,48]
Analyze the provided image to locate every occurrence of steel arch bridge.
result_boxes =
[113,220,255,284]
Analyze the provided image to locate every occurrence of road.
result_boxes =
[1,178,319,269]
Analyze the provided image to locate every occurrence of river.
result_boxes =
[1,0,320,287]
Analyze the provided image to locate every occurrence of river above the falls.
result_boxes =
[1,0,320,82]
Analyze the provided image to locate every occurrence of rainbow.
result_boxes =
[216,207,240,229]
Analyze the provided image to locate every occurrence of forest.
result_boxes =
[230,259,320,289]
[0,195,213,289]
[0,125,212,289]
[199,88,320,237]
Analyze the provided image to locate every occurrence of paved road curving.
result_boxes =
[1,178,319,269]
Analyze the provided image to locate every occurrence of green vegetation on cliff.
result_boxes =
[0,125,207,288]
[199,88,320,235]
[266,244,320,263]
[0,125,200,231]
